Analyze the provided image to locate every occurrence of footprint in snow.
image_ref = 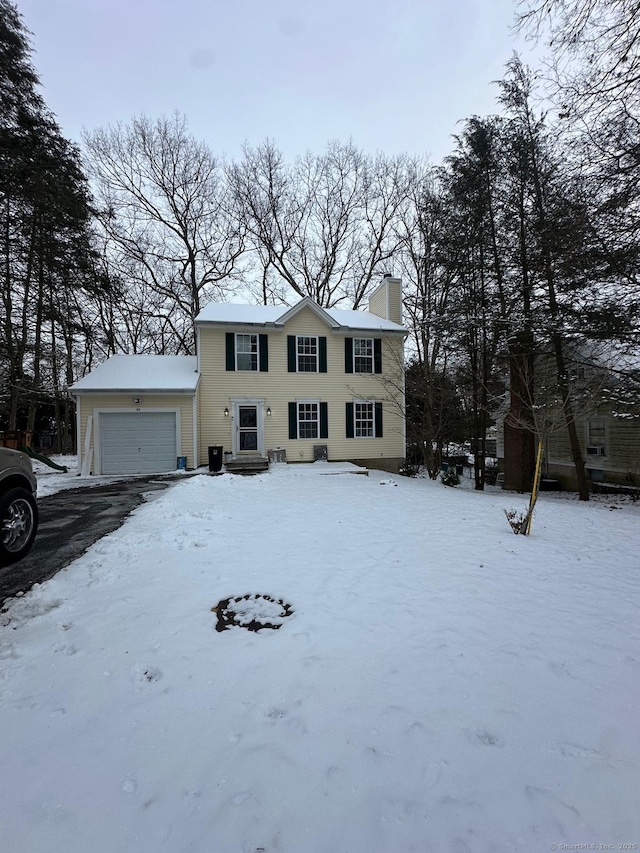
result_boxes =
[265,707,288,719]
[130,664,162,684]
[466,728,504,747]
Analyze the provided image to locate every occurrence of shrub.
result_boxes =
[440,468,460,487]
[398,459,419,477]
[504,508,529,535]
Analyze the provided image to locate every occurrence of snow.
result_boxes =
[32,457,194,499]
[69,355,199,392]
[1,467,639,852]
[195,300,406,332]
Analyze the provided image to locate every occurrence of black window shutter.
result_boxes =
[346,402,354,438]
[320,402,328,439]
[344,338,353,373]
[374,339,382,374]
[287,336,297,372]
[259,334,268,372]
[288,402,298,439]
[319,337,327,372]
[226,333,235,371]
[375,402,383,437]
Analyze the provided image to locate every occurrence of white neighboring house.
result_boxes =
[71,277,407,475]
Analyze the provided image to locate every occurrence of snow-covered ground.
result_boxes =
[1,466,639,852]
[31,454,193,497]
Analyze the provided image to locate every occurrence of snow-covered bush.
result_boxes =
[504,507,529,535]
[440,468,460,487]
[398,459,419,477]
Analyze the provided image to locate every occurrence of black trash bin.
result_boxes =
[208,445,224,473]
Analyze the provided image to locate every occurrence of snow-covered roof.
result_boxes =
[70,355,199,393]
[195,298,406,333]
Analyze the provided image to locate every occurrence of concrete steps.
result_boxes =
[225,456,269,475]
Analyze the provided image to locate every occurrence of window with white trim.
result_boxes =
[354,401,375,437]
[297,336,318,372]
[235,333,259,371]
[354,338,373,373]
[586,418,607,456]
[298,402,319,438]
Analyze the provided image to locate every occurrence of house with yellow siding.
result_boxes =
[71,277,407,475]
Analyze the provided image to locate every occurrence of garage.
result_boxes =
[100,411,178,475]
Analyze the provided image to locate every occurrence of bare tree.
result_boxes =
[83,113,246,353]
[227,140,410,308]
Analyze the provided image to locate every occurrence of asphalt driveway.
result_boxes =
[0,474,190,605]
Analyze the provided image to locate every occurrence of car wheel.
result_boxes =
[0,488,39,567]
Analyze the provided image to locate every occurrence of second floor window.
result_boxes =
[344,337,382,374]
[297,336,318,372]
[288,335,327,372]
[354,338,373,373]
[225,332,268,372]
[236,334,258,371]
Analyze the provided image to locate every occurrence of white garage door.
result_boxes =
[100,412,177,475]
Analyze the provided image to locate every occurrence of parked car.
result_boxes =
[0,447,38,566]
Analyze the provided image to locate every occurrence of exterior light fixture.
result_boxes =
[133,398,141,404]
[266,407,271,416]
[224,407,229,417]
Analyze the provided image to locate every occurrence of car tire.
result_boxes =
[0,487,39,567]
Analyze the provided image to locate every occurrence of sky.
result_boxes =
[15,0,542,165]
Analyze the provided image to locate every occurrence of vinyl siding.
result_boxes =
[545,408,640,486]
[197,306,405,467]
[76,393,195,474]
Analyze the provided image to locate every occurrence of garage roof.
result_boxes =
[70,355,199,393]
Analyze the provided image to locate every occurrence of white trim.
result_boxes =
[93,408,181,475]
[296,334,319,373]
[352,337,374,374]
[192,394,198,468]
[353,399,376,438]
[74,395,82,473]
[402,353,407,459]
[234,331,260,372]
[229,397,266,457]
[277,297,340,329]
[295,399,321,440]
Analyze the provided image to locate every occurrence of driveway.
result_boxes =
[0,474,189,605]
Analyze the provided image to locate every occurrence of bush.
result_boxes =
[504,507,529,535]
[440,468,460,487]
[398,459,419,477]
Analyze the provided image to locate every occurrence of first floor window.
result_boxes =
[354,402,374,436]
[298,402,319,438]
[236,333,258,371]
[288,401,329,440]
[587,418,607,455]
[346,400,383,438]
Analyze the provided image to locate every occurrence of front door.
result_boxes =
[238,406,258,452]
[231,399,265,457]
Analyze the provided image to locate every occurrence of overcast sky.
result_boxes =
[16,0,540,164]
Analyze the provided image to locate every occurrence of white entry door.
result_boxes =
[232,401,264,456]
